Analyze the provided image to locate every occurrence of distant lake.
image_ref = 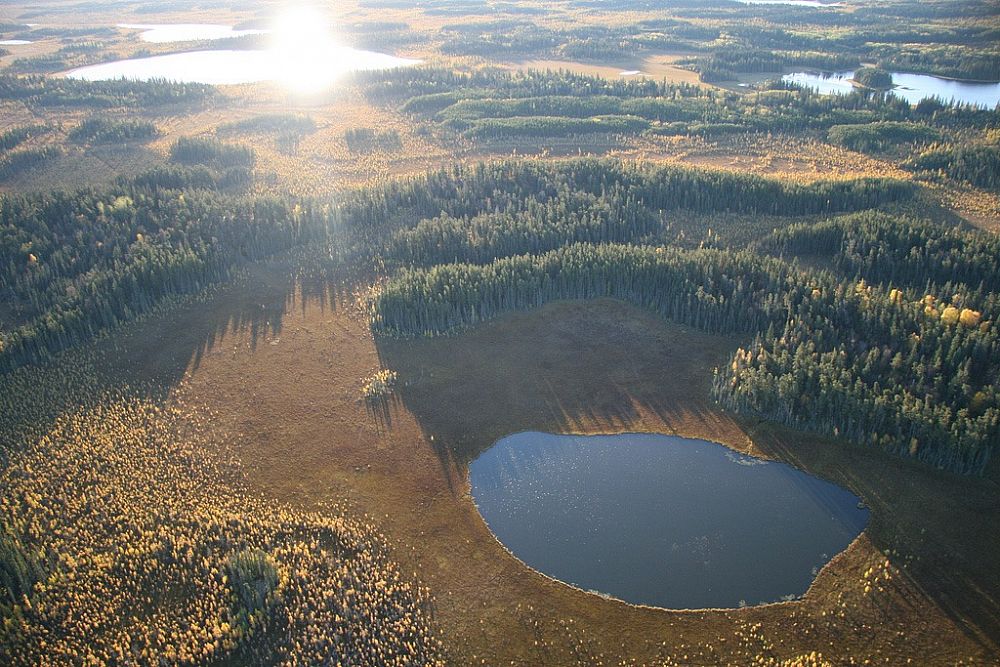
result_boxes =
[782,70,1000,108]
[469,432,868,609]
[737,0,842,6]
[118,23,268,43]
[64,47,421,87]
[0,39,32,45]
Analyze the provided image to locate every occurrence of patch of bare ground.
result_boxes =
[925,181,1000,232]
[629,133,912,181]
[507,55,704,87]
[99,261,999,666]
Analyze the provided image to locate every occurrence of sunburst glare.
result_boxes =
[270,6,342,94]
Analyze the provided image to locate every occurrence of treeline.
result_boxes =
[396,2,1000,84]
[827,122,940,152]
[128,164,253,192]
[372,243,792,337]
[362,67,705,107]
[854,67,894,90]
[757,212,1000,293]
[0,75,216,109]
[691,50,861,83]
[0,125,50,152]
[907,144,1000,191]
[367,67,994,146]
[388,188,658,266]
[68,117,160,144]
[169,136,255,169]
[365,161,998,474]
[381,160,913,268]
[0,147,61,181]
[712,277,997,475]
[373,240,998,474]
[0,187,334,370]
[463,115,649,140]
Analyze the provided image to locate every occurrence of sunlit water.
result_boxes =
[469,432,868,609]
[782,70,1000,107]
[64,47,420,88]
[118,23,268,43]
[0,39,33,45]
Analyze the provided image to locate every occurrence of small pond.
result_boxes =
[64,47,420,88]
[118,23,268,43]
[782,70,1000,108]
[469,432,868,609]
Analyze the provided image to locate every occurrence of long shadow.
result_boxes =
[376,297,1000,659]
[751,422,1000,657]
[0,250,370,455]
[375,297,734,485]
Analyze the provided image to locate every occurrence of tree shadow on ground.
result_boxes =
[376,297,1000,660]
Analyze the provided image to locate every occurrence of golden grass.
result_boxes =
[55,262,994,666]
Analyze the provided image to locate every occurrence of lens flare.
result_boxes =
[271,6,341,94]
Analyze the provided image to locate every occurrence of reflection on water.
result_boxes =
[118,23,267,43]
[64,47,420,88]
[782,70,1000,108]
[0,39,33,45]
[469,432,868,609]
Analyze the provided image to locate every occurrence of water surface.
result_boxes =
[782,70,1000,107]
[737,0,841,6]
[0,39,32,45]
[118,23,267,43]
[469,432,868,609]
[64,47,420,87]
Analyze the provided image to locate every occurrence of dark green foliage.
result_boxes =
[8,55,69,74]
[129,164,252,191]
[464,115,650,140]
[389,190,658,266]
[0,187,333,370]
[368,66,993,146]
[369,162,998,474]
[0,126,49,152]
[758,211,1000,292]
[0,523,44,608]
[382,161,912,268]
[68,118,159,144]
[227,549,280,635]
[0,147,61,181]
[689,49,861,79]
[876,46,1000,83]
[907,144,1000,190]
[854,67,895,89]
[375,240,999,475]
[0,75,215,109]
[169,136,255,169]
[713,281,997,475]
[373,243,792,338]
[827,122,940,152]
[216,114,317,136]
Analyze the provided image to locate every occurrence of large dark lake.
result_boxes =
[469,432,869,609]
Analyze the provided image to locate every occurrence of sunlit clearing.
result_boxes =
[271,6,342,94]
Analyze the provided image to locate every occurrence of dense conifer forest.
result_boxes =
[2,1,1000,663]
[364,161,998,475]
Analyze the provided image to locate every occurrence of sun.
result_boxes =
[270,6,342,94]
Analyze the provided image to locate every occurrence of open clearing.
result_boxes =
[79,259,999,666]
